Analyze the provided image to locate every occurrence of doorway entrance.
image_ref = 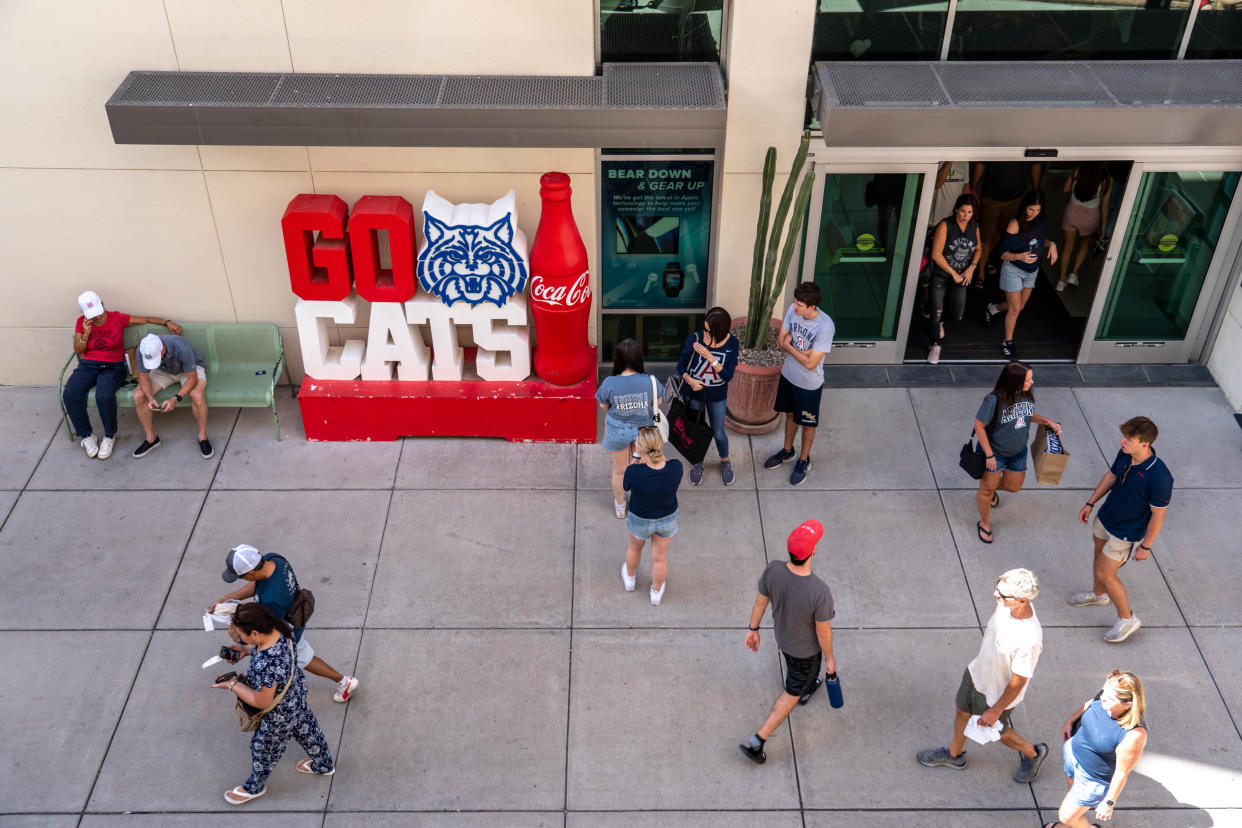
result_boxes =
[903,160,1130,363]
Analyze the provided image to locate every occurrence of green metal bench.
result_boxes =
[58,322,293,441]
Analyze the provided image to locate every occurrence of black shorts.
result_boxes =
[774,375,823,428]
[782,650,822,696]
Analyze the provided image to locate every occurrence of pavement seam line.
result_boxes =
[0,396,61,535]
[75,408,238,818]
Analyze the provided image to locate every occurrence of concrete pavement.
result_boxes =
[1,383,1240,826]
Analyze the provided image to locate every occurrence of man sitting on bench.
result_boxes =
[132,332,213,459]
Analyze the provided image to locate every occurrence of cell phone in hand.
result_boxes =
[214,671,238,684]
[220,646,241,663]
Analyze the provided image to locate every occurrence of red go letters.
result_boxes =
[282,194,352,301]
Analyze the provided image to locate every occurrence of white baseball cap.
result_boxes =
[222,544,263,583]
[78,290,104,319]
[138,333,164,370]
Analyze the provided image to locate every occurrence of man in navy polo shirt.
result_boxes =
[1069,417,1173,643]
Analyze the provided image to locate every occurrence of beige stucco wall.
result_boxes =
[0,0,596,385]
[1208,274,1242,411]
[712,0,816,322]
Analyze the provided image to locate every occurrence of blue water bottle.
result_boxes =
[824,672,844,708]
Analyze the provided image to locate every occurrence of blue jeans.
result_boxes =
[688,397,729,460]
[62,359,128,438]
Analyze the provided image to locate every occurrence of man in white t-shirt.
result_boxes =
[917,568,1049,783]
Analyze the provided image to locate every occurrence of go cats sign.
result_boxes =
[283,191,532,383]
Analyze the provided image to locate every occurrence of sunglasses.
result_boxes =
[994,587,1016,601]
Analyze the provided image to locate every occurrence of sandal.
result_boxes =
[990,492,999,508]
[977,521,993,544]
[224,785,265,805]
[296,757,335,776]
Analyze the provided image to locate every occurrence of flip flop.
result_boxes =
[296,758,335,776]
[224,785,265,805]
[990,492,999,508]
[977,521,993,544]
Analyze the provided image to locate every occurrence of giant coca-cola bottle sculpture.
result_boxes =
[529,172,593,385]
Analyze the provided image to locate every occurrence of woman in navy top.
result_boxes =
[985,189,1058,360]
[675,306,739,486]
[621,426,683,606]
[1051,670,1148,827]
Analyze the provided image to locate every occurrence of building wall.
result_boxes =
[1208,270,1242,411]
[0,0,595,385]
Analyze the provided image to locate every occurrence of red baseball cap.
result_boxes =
[787,520,823,561]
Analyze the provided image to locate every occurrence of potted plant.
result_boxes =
[725,131,816,434]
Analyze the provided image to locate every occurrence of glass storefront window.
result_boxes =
[601,313,705,363]
[600,0,723,63]
[600,159,714,310]
[812,0,949,61]
[1096,170,1239,340]
[1185,4,1242,58]
[949,0,1190,61]
[811,173,923,340]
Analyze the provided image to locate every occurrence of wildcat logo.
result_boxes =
[530,271,591,308]
[417,190,529,308]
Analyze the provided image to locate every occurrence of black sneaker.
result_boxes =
[132,436,161,458]
[1002,340,1016,359]
[738,735,767,764]
[763,448,795,470]
[982,305,994,328]
[199,438,214,459]
[798,675,823,705]
[790,458,811,486]
[1013,742,1048,783]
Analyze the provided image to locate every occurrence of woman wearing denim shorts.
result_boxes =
[973,361,1062,545]
[1049,670,1148,828]
[596,338,659,519]
[620,426,683,606]
[984,189,1058,360]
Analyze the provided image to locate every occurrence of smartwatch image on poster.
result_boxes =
[662,261,684,298]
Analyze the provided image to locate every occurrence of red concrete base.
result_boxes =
[297,358,599,443]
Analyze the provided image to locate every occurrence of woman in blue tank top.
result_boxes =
[1049,670,1148,827]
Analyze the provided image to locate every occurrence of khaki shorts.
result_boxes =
[148,365,207,391]
[980,196,1022,242]
[1093,516,1137,564]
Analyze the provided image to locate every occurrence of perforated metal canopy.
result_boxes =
[813,60,1242,148]
[106,64,726,148]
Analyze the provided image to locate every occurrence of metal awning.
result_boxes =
[812,60,1242,148]
[105,63,726,148]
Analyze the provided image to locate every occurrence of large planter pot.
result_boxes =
[725,316,783,435]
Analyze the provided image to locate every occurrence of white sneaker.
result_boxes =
[928,344,941,365]
[1067,272,1079,286]
[1067,590,1111,607]
[81,435,99,458]
[614,499,626,519]
[98,436,114,460]
[1055,280,1067,293]
[650,581,666,605]
[333,676,359,703]
[621,562,636,592]
[1103,615,1141,644]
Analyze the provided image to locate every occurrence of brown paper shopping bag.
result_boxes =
[1031,423,1070,485]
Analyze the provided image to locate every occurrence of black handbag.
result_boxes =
[666,378,715,465]
[959,429,986,480]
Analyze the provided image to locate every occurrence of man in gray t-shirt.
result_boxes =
[131,332,214,460]
[739,520,837,764]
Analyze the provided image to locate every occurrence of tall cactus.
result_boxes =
[744,131,815,349]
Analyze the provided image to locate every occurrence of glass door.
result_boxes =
[1082,167,1241,363]
[802,164,934,363]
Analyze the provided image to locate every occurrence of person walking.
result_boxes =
[973,362,1062,544]
[675,306,739,486]
[63,290,182,460]
[918,568,1048,783]
[211,544,359,702]
[738,520,836,764]
[972,162,1041,287]
[1047,670,1148,827]
[212,602,335,805]
[985,190,1058,360]
[763,282,835,486]
[620,426,683,605]
[596,338,659,518]
[925,194,981,364]
[1069,416,1172,643]
[1057,163,1111,293]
